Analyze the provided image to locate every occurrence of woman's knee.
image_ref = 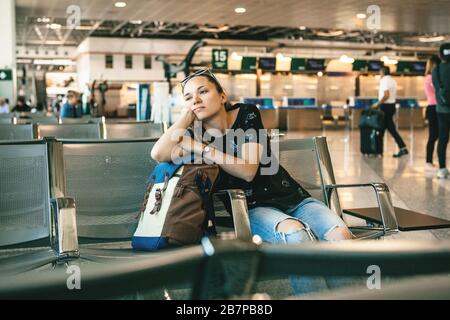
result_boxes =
[276,219,304,233]
[325,226,354,241]
[275,219,316,243]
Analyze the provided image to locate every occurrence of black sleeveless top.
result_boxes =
[190,103,310,211]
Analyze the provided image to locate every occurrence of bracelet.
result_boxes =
[202,145,209,159]
[202,145,211,159]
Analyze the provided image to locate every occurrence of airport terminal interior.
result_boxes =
[1,0,450,300]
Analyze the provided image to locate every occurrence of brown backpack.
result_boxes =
[132,163,219,251]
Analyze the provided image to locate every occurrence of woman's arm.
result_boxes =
[150,108,196,162]
[178,136,263,182]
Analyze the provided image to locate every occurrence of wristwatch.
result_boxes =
[202,145,212,159]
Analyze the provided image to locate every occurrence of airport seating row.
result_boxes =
[0,136,398,257]
[0,120,164,140]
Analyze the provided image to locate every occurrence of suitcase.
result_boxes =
[360,127,383,156]
[359,109,384,130]
[359,109,384,156]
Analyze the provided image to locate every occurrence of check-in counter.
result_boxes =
[286,106,322,131]
[351,109,365,129]
[278,107,288,131]
[281,97,318,131]
[396,99,425,129]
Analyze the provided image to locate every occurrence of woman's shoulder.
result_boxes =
[230,103,263,130]
[231,103,261,120]
[233,103,260,113]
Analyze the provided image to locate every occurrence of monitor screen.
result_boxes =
[368,60,384,71]
[306,59,326,71]
[397,61,426,74]
[411,61,426,74]
[241,56,257,71]
[291,58,306,71]
[258,57,276,70]
[287,98,316,106]
[242,97,274,108]
[352,60,368,71]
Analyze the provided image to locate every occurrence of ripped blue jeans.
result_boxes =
[248,197,350,295]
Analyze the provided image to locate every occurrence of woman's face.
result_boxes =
[182,76,226,121]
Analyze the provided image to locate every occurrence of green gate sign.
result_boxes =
[0,69,12,81]
[212,49,228,70]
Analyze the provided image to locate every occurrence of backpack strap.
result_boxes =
[195,170,217,236]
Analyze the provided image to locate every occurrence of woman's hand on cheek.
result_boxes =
[181,106,197,126]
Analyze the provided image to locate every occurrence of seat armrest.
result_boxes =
[213,189,252,242]
[50,197,80,260]
[325,183,398,235]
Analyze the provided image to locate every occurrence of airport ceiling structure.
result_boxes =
[15,0,450,48]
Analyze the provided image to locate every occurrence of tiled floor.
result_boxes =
[285,126,450,240]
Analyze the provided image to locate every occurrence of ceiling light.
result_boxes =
[200,25,230,33]
[130,20,142,25]
[47,23,62,30]
[231,52,243,60]
[115,2,127,8]
[380,56,397,65]
[356,13,367,19]
[75,25,95,30]
[339,55,354,63]
[17,58,33,64]
[384,59,398,65]
[38,17,50,23]
[419,36,445,43]
[276,53,292,62]
[316,30,344,37]
[235,7,246,14]
[299,26,306,30]
[33,59,74,66]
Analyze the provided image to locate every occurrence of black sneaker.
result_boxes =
[393,148,409,158]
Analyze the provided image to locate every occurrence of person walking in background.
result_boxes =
[11,96,31,112]
[0,98,9,113]
[424,55,441,172]
[60,90,83,118]
[371,66,409,157]
[432,43,450,179]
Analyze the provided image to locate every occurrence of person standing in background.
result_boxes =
[432,43,450,179]
[60,90,83,118]
[0,98,9,113]
[424,55,441,171]
[371,66,409,157]
[12,96,31,112]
